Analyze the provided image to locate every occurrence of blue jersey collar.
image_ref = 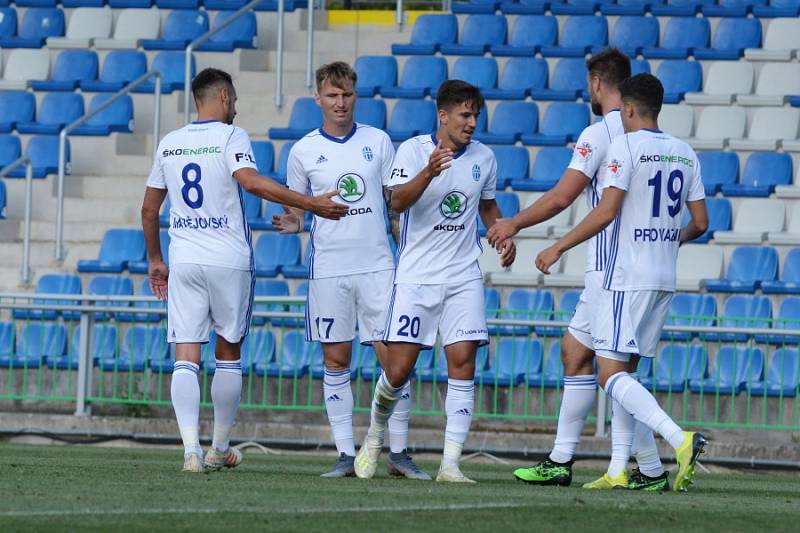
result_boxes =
[430,133,468,159]
[319,123,358,144]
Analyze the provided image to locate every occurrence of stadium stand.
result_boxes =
[31,49,99,92]
[440,14,507,56]
[0,48,50,90]
[640,344,708,392]
[689,345,764,395]
[77,229,145,273]
[662,293,716,341]
[47,7,112,49]
[141,9,208,50]
[0,7,65,48]
[94,7,161,50]
[490,15,557,56]
[483,57,548,99]
[1,322,66,369]
[391,14,458,55]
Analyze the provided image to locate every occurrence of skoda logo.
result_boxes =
[440,190,467,219]
[336,173,366,203]
[362,146,373,161]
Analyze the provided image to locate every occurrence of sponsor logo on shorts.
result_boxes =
[440,190,467,219]
[362,146,373,161]
[456,328,488,337]
[372,328,385,338]
[337,173,366,203]
[592,337,608,346]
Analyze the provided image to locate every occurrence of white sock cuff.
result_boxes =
[379,372,403,394]
[214,359,242,375]
[563,374,597,390]
[174,361,200,375]
[324,367,351,387]
[604,371,631,397]
[447,378,473,390]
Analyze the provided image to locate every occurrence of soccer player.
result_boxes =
[141,68,347,472]
[354,80,516,483]
[535,73,709,492]
[489,49,667,490]
[272,62,428,479]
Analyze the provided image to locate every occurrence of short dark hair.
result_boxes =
[436,79,485,113]
[192,68,233,103]
[586,48,631,90]
[316,61,357,91]
[620,73,664,120]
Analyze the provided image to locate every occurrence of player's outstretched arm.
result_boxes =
[233,167,347,220]
[390,141,453,213]
[536,186,625,274]
[479,199,516,267]
[487,168,589,249]
[383,187,401,246]
[141,186,169,300]
[680,199,709,244]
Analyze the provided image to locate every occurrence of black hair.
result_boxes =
[619,73,664,120]
[436,79,485,113]
[191,68,234,103]
[316,61,358,91]
[586,48,631,90]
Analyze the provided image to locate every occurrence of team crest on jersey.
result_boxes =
[472,164,481,182]
[440,190,468,219]
[608,158,623,175]
[336,173,366,203]
[362,146,373,161]
[576,142,593,160]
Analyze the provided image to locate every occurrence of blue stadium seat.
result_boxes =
[478,191,520,235]
[698,151,738,195]
[31,50,98,92]
[0,322,66,369]
[241,329,276,376]
[53,324,116,371]
[109,1,154,7]
[452,0,501,14]
[386,100,437,142]
[451,57,498,91]
[268,97,322,140]
[145,327,173,373]
[721,152,792,197]
[0,322,15,359]
[493,289,554,336]
[11,136,70,178]
[602,0,654,15]
[107,325,164,372]
[704,246,778,293]
[484,57,548,100]
[268,141,293,184]
[551,0,601,15]
[609,16,659,57]
[661,293,716,341]
[491,15,557,56]
[684,197,731,243]
[689,345,763,395]
[118,278,165,323]
[134,52,196,94]
[522,103,589,146]
[142,10,208,50]
[482,338,543,386]
[254,233,301,277]
[72,94,134,136]
[474,102,538,145]
[541,16,608,57]
[440,15,507,56]
[0,92,35,133]
[422,344,489,383]
[485,287,501,319]
[270,281,307,328]
[693,18,761,60]
[501,0,549,14]
[492,146,529,189]
[251,279,289,326]
[652,0,714,17]
[87,275,134,321]
[542,341,564,388]
[762,249,800,295]
[238,190,262,225]
[16,93,84,135]
[512,147,572,191]
[702,295,771,343]
[631,59,652,75]
[703,0,767,18]
[81,50,148,92]
[252,140,275,176]
[638,355,654,382]
[657,60,702,103]
[380,56,448,99]
[354,56,397,97]
[16,0,58,4]
[128,230,170,274]
[78,229,146,273]
[753,0,800,16]
[391,14,458,55]
[257,330,312,377]
[531,58,588,101]
[354,98,387,129]
[643,17,709,59]
[197,11,256,52]
[755,297,800,345]
[640,344,707,392]
[13,273,82,321]
[0,7,64,48]
[0,8,17,41]
[205,0,309,10]
[0,135,21,169]
[749,349,799,398]
[155,0,200,7]
[0,179,5,219]
[281,241,311,279]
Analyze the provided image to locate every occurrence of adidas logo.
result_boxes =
[401,393,410,400]
[626,339,637,348]
[316,154,328,164]
[326,394,343,402]
[454,408,471,416]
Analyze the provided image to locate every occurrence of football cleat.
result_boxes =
[204,447,242,471]
[513,458,573,486]
[354,435,382,479]
[387,450,432,480]
[320,453,356,478]
[628,468,670,492]
[582,471,628,490]
[673,431,706,492]
[436,465,476,483]
[182,453,205,473]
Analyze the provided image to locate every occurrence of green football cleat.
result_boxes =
[673,431,706,492]
[628,468,670,492]
[582,471,628,490]
[513,458,573,486]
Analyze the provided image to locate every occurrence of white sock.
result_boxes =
[443,378,473,469]
[323,366,355,456]
[367,372,403,442]
[388,380,411,454]
[608,398,635,477]
[549,374,596,464]
[604,372,685,449]
[210,359,242,453]
[171,361,202,457]
[628,374,664,477]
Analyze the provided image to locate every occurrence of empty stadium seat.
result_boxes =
[512,147,571,191]
[541,15,608,57]
[500,0,547,15]
[643,17,709,59]
[713,199,783,244]
[440,15,507,56]
[484,57,547,100]
[705,246,778,292]
[13,273,82,321]
[119,278,165,323]
[474,102,537,145]
[391,14,458,55]
[269,141,293,184]
[119,326,168,372]
[250,279,290,326]
[522,102,589,145]
[16,93,84,135]
[77,229,146,273]
[0,92,35,132]
[745,18,800,61]
[722,152,793,197]
[482,338,543,386]
[354,56,397,97]
[687,106,745,150]
[133,51,196,94]
[0,7,65,48]
[31,50,98,92]
[689,345,763,395]
[767,204,800,246]
[707,295,772,344]
[268,98,322,140]
[532,58,588,101]
[762,249,800,294]
[49,324,117,370]
[87,275,134,321]
[694,18,761,60]
[749,349,799,398]
[354,98,387,130]
[641,344,707,392]
[657,60,702,103]
[240,329,275,375]
[452,0,501,14]
[684,197,730,243]
[380,56,447,99]
[490,15,557,56]
[72,94,134,136]
[128,230,169,274]
[197,10,256,52]
[493,288,555,335]
[0,135,19,172]
[755,296,800,344]
[697,151,738,195]
[0,322,66,369]
[608,16,659,57]
[142,10,208,50]
[730,108,800,152]
[451,57,498,91]
[257,330,312,377]
[94,7,161,50]
[386,100,437,142]
[492,146,528,189]
[2,136,68,178]
[81,50,147,92]
[281,241,311,279]
[540,341,564,388]
[658,104,693,138]
[737,63,800,107]
[662,293,716,341]
[0,179,5,219]
[0,48,49,90]
[676,244,723,291]
[155,0,201,7]
[0,8,16,42]
[254,233,300,277]
[47,7,111,49]
[685,62,754,106]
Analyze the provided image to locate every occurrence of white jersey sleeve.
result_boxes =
[286,145,309,194]
[224,127,258,175]
[380,133,396,187]
[604,135,637,192]
[388,139,423,189]
[481,156,497,200]
[146,149,166,189]
[686,156,705,203]
[569,124,607,180]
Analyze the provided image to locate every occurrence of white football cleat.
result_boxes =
[182,453,205,473]
[354,435,382,479]
[436,465,476,483]
[204,447,243,471]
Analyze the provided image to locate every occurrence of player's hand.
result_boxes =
[309,191,349,220]
[487,218,519,249]
[535,245,562,275]
[148,260,169,301]
[272,206,303,234]
[498,238,516,268]
[424,141,453,178]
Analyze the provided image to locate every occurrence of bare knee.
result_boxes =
[323,342,352,372]
[560,333,595,376]
[445,341,478,380]
[215,335,241,361]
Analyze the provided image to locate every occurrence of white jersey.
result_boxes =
[147,120,258,271]
[388,134,497,285]
[567,109,624,273]
[602,128,705,292]
[287,123,396,279]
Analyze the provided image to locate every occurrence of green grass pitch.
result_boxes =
[0,444,797,532]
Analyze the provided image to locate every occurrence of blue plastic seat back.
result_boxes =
[559,16,608,48]
[485,287,500,318]
[241,329,275,368]
[210,10,256,45]
[657,60,702,95]
[0,135,22,167]
[765,349,799,388]
[544,341,564,381]
[499,57,548,91]
[711,18,761,51]
[725,247,778,285]
[20,8,65,40]
[288,97,322,131]
[399,56,448,91]
[85,94,133,129]
[241,190,262,220]
[100,50,148,84]
[531,147,572,182]
[503,289,554,320]
[0,92,35,127]
[661,17,709,50]
[611,16,659,51]
[152,52,196,87]
[509,16,557,48]
[780,249,800,284]
[18,322,66,358]
[278,330,313,370]
[458,15,507,47]
[666,293,716,328]
[251,141,274,175]
[51,50,98,83]
[0,8,17,38]
[490,102,538,135]
[631,59,651,75]
[452,57,498,90]
[409,14,458,46]
[255,233,301,269]
[27,136,70,171]
[705,197,731,234]
[0,321,15,357]
[559,290,581,315]
[99,229,145,263]
[495,337,543,377]
[276,142,294,178]
[775,297,800,333]
[389,100,437,133]
[493,146,529,181]
[37,93,84,126]
[541,103,589,136]
[697,151,738,190]
[253,279,289,316]
[77,324,118,361]
[741,153,793,189]
[720,295,772,330]
[656,343,691,384]
[161,10,208,41]
[550,58,587,92]
[495,191,520,218]
[355,56,397,91]
[36,273,82,308]
[354,98,387,129]
[88,275,134,298]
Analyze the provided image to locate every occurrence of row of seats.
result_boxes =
[0,135,68,177]
[0,92,132,135]
[0,1,305,9]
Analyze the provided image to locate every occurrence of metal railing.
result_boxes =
[55,72,162,262]
[0,158,33,285]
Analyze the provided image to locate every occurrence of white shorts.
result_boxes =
[383,279,488,349]
[568,270,604,350]
[167,263,255,344]
[591,288,673,362]
[305,269,394,344]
